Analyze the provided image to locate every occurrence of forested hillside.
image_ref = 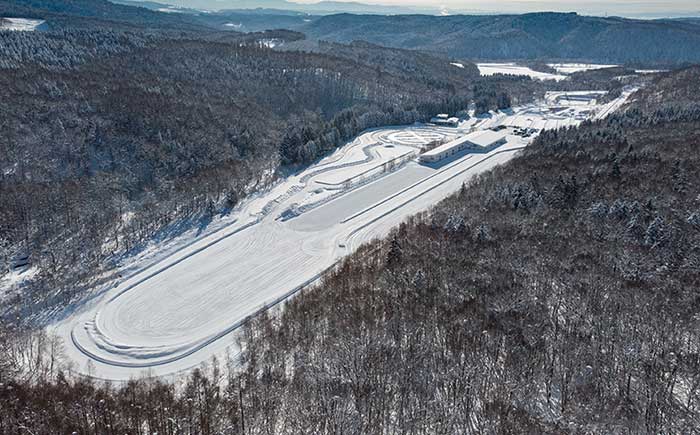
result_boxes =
[303,12,700,65]
[0,17,547,321]
[280,39,481,88]
[0,0,216,30]
[1,66,698,434]
[0,0,316,32]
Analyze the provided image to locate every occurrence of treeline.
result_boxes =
[1,68,698,434]
[0,26,520,319]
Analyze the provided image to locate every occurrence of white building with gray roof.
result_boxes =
[420,130,507,163]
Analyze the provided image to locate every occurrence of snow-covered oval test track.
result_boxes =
[55,91,635,380]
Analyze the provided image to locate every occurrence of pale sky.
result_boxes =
[294,0,700,17]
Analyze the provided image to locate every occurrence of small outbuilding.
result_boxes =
[430,114,460,127]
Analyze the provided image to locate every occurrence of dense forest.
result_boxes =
[1,64,698,433]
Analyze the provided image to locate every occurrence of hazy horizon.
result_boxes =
[165,0,700,18]
[299,0,699,16]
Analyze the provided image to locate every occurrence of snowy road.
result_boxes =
[54,93,633,381]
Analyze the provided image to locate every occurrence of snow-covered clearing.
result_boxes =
[547,63,618,74]
[157,8,186,13]
[0,267,38,300]
[476,63,567,81]
[477,62,626,81]
[259,39,282,48]
[545,90,608,106]
[635,69,669,74]
[52,91,635,381]
[0,18,46,31]
[450,62,465,69]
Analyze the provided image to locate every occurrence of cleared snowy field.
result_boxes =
[0,18,46,31]
[547,63,618,74]
[635,69,669,74]
[476,63,567,81]
[54,91,635,380]
[476,63,624,81]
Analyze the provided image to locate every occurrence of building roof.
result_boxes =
[464,129,507,147]
[422,130,507,159]
[431,116,459,124]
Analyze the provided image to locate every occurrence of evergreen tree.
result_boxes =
[386,235,402,267]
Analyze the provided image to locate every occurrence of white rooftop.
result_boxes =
[422,129,507,158]
[464,129,507,147]
[431,116,459,123]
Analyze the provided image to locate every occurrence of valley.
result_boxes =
[1,0,699,432]
[57,89,633,380]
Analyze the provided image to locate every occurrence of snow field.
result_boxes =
[477,63,624,81]
[547,63,618,74]
[476,63,567,81]
[0,18,45,31]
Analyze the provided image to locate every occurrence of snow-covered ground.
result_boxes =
[0,18,46,31]
[476,62,626,81]
[52,91,635,381]
[476,63,567,81]
[0,267,38,301]
[545,90,609,106]
[157,7,186,13]
[547,63,618,74]
[635,69,669,74]
[259,39,282,48]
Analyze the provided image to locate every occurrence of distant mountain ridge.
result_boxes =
[303,12,700,65]
[5,1,699,65]
[114,0,440,15]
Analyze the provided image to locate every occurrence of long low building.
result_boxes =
[420,130,507,163]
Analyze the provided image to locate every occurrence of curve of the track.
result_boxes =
[63,126,477,374]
